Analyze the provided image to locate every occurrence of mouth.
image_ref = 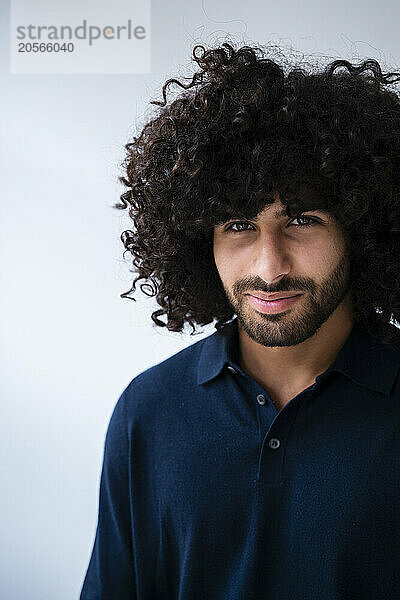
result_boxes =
[247,292,302,301]
[246,292,303,314]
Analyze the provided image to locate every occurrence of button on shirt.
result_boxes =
[80,319,400,600]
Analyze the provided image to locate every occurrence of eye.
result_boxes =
[223,215,321,233]
[289,215,319,228]
[224,221,255,233]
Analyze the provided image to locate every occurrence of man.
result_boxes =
[80,42,400,599]
[212,192,353,411]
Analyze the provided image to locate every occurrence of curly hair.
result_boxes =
[114,40,400,344]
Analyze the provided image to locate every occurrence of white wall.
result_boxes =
[1,1,399,598]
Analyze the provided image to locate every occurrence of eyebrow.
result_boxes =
[274,208,290,219]
[217,207,332,226]
[267,208,332,220]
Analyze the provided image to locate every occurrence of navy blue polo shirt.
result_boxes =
[80,318,400,600]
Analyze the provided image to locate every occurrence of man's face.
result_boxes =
[213,194,351,347]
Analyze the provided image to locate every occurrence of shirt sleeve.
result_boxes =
[79,389,137,600]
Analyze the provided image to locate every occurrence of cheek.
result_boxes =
[301,237,344,277]
[213,242,247,283]
[213,252,233,284]
[213,238,229,271]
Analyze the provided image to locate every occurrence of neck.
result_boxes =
[238,295,354,405]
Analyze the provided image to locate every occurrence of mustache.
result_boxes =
[232,276,316,296]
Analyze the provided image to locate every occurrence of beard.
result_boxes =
[222,252,351,347]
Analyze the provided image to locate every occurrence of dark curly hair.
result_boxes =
[114,40,400,344]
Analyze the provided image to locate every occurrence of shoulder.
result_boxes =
[375,323,400,358]
[113,331,215,422]
[129,332,210,392]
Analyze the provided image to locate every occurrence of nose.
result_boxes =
[250,230,291,284]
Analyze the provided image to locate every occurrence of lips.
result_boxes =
[247,292,302,301]
[246,292,303,314]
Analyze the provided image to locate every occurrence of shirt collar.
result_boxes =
[197,318,400,395]
[197,319,240,386]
